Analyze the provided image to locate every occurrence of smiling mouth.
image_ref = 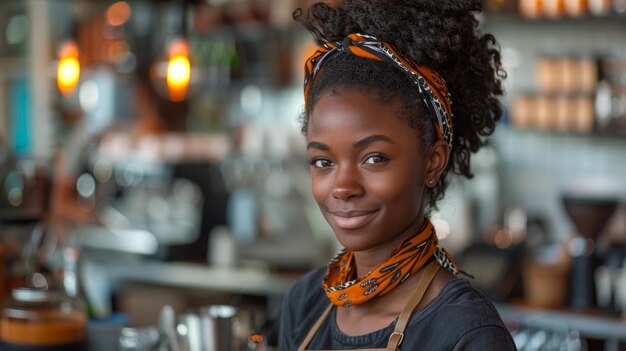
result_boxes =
[328,210,379,230]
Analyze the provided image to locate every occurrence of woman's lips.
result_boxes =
[328,210,379,229]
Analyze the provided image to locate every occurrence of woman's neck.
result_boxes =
[352,213,427,277]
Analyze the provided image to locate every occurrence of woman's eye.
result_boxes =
[310,159,333,168]
[364,155,387,165]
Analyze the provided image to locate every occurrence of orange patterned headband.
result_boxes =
[304,33,454,148]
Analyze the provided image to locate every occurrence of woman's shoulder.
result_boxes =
[404,278,516,350]
[414,278,507,327]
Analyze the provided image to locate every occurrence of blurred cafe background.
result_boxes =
[0,0,625,350]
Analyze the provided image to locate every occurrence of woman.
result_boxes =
[280,0,515,350]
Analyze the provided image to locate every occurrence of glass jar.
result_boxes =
[0,288,87,351]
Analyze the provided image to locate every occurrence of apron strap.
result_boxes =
[385,261,441,351]
[297,261,442,351]
[297,303,334,351]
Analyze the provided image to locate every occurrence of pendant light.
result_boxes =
[165,37,191,101]
[151,0,195,102]
[57,40,80,96]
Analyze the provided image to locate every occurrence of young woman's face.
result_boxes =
[307,87,430,253]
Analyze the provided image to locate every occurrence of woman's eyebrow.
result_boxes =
[307,141,330,150]
[307,135,393,151]
[353,134,394,149]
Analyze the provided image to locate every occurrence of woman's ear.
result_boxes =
[425,140,450,188]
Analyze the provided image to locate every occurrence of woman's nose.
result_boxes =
[331,166,364,200]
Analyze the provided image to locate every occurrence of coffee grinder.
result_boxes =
[562,195,618,309]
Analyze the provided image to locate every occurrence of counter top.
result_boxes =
[102,258,296,297]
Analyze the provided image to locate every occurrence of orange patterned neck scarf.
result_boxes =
[322,219,459,307]
[304,33,454,148]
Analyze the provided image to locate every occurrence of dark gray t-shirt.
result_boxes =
[279,267,516,350]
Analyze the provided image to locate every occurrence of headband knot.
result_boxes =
[340,36,354,53]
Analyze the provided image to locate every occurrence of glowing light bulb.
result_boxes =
[167,55,190,100]
[165,39,191,101]
[57,41,80,96]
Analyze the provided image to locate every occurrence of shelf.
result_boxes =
[484,11,626,25]
[103,258,295,297]
[499,123,626,143]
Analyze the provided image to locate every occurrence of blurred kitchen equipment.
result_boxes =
[511,322,583,351]
[118,326,160,351]
[177,313,203,351]
[159,305,181,351]
[208,225,237,267]
[596,56,626,135]
[0,287,87,350]
[87,313,129,351]
[74,158,229,262]
[0,159,50,223]
[619,259,626,318]
[562,195,619,309]
[457,243,524,302]
[0,158,51,294]
[200,304,238,351]
[247,333,268,351]
[0,243,5,301]
[594,242,626,316]
[166,161,229,261]
[522,244,570,308]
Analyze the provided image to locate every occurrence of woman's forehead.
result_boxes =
[307,88,422,146]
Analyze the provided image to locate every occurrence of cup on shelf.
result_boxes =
[537,57,561,94]
[559,57,579,94]
[573,94,595,133]
[537,56,598,95]
[536,94,558,131]
[555,94,575,132]
[520,0,543,18]
[565,0,588,16]
[578,57,598,94]
[511,94,535,129]
[543,0,566,17]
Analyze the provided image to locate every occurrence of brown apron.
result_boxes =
[297,261,441,351]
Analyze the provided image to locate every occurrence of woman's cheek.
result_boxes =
[311,172,332,204]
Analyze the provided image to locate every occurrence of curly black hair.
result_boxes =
[294,0,506,211]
